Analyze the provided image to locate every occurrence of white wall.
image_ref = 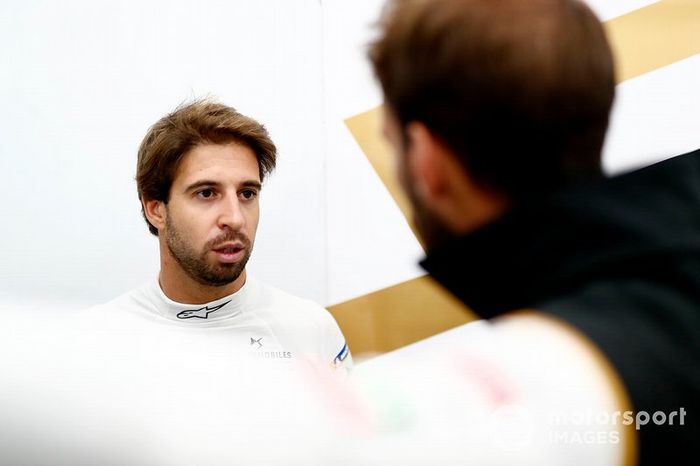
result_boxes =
[0,0,327,308]
[322,0,426,305]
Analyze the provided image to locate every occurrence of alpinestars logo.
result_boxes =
[177,300,232,319]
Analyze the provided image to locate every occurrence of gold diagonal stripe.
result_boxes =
[605,0,700,82]
[331,0,700,357]
[344,106,421,244]
[329,275,475,357]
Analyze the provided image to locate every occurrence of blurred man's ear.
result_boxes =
[405,121,452,207]
[143,199,167,233]
[405,121,509,235]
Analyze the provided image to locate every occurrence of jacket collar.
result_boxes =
[420,149,700,318]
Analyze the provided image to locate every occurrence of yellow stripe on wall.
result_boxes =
[605,0,700,83]
[344,106,423,247]
[330,275,476,357]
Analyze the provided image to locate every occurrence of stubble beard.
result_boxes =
[397,150,455,252]
[409,188,455,252]
[165,214,252,287]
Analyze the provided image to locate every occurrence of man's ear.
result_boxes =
[405,122,510,235]
[404,121,450,204]
[143,199,166,233]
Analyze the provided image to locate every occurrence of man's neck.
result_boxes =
[158,265,247,305]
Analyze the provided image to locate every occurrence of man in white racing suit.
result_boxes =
[85,99,350,369]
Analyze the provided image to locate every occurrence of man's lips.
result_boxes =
[211,243,246,263]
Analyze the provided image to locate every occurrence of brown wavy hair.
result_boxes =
[136,99,276,236]
[369,0,615,200]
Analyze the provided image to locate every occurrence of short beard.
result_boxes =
[165,213,252,287]
[407,184,456,252]
[396,144,455,252]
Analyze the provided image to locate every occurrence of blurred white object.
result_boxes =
[0,306,345,465]
[2,310,628,465]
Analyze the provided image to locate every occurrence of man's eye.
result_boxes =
[240,189,258,200]
[197,189,215,199]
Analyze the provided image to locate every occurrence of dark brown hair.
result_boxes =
[369,0,615,200]
[136,99,276,235]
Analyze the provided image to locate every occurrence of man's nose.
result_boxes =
[218,196,245,230]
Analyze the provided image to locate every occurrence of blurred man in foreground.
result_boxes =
[367,0,698,463]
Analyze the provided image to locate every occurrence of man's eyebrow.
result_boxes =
[183,179,262,193]
[183,180,222,193]
[240,180,262,190]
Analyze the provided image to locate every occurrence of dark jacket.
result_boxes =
[422,149,700,465]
